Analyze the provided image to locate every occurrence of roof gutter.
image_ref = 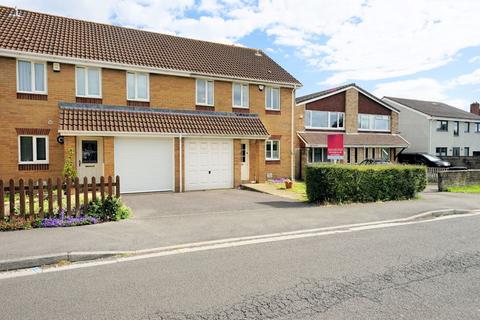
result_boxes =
[0,48,302,88]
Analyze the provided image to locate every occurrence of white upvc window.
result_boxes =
[196,79,214,106]
[18,135,49,164]
[17,60,47,94]
[127,71,149,101]
[358,114,390,131]
[233,83,249,108]
[265,140,280,160]
[307,147,330,163]
[304,110,345,129]
[76,66,102,98]
[265,86,280,110]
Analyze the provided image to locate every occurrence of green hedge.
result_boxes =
[305,164,427,204]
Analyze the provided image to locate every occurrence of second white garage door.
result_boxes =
[114,137,174,193]
[185,139,233,191]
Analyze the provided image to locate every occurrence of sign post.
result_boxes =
[327,134,344,162]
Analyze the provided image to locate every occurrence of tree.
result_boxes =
[63,148,77,179]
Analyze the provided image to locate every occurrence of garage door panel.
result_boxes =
[185,139,233,191]
[115,137,174,193]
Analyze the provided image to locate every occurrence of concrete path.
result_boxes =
[0,189,478,264]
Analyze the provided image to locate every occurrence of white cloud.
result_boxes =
[449,68,480,86]
[373,78,468,111]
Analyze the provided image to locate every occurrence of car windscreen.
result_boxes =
[422,154,442,162]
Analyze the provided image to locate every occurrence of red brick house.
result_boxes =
[0,7,301,192]
[294,84,409,178]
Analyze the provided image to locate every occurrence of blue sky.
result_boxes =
[4,0,480,110]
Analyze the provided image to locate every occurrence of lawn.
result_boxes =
[273,181,307,201]
[446,185,480,193]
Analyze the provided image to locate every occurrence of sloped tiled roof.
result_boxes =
[297,132,409,147]
[58,103,270,137]
[384,97,480,121]
[0,6,301,86]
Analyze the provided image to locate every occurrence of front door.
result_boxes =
[77,137,104,179]
[240,141,249,181]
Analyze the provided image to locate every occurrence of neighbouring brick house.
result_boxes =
[294,84,409,179]
[0,7,301,193]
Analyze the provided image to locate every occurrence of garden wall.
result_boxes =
[438,169,480,191]
[443,156,480,169]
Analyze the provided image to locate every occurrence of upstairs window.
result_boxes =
[265,140,280,160]
[233,83,249,108]
[453,121,460,136]
[437,120,448,132]
[18,135,48,164]
[465,122,470,133]
[127,72,149,101]
[358,114,390,131]
[265,87,280,110]
[305,111,344,129]
[476,123,480,133]
[196,79,214,106]
[17,60,47,94]
[76,66,101,98]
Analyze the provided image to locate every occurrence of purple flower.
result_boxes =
[35,215,98,228]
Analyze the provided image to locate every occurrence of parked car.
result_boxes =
[398,153,451,167]
[359,159,391,165]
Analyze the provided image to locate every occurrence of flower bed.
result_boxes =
[0,196,131,231]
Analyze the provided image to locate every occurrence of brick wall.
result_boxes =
[0,56,293,184]
[438,169,480,191]
[345,88,359,133]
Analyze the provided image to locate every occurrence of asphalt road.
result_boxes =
[2,214,480,319]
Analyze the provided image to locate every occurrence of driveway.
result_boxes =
[0,189,479,262]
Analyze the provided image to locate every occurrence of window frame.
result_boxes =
[16,59,48,94]
[464,147,470,156]
[126,71,150,102]
[357,114,391,132]
[307,147,329,164]
[435,147,448,157]
[453,121,460,136]
[232,82,249,109]
[265,86,280,111]
[195,78,214,106]
[75,66,102,98]
[265,140,280,161]
[305,110,345,130]
[465,122,470,133]
[452,147,460,156]
[18,135,49,165]
[475,123,480,133]
[437,120,448,132]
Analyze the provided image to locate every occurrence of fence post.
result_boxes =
[83,177,88,208]
[9,179,15,218]
[115,176,120,198]
[38,178,44,219]
[66,178,72,217]
[47,178,53,216]
[56,178,62,214]
[28,179,34,218]
[108,176,113,197]
[0,180,4,220]
[92,177,97,202]
[19,179,25,217]
[100,176,105,202]
[74,177,80,216]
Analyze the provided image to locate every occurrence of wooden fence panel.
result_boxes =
[1,176,119,222]
[19,179,25,216]
[28,179,34,218]
[38,179,44,218]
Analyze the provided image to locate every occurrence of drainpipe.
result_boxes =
[179,134,183,193]
[291,85,297,181]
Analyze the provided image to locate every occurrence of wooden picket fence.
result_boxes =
[0,176,120,221]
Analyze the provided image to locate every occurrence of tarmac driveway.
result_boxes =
[122,189,306,219]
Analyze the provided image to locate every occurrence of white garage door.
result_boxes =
[114,137,174,193]
[185,139,233,191]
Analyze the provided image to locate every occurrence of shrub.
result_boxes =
[0,217,32,231]
[62,148,77,179]
[115,205,131,221]
[83,198,103,219]
[305,164,427,204]
[83,197,130,222]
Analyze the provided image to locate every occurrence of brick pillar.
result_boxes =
[233,139,242,187]
[103,137,114,177]
[391,112,399,134]
[470,102,480,115]
[174,138,181,192]
[345,88,358,133]
[256,140,266,183]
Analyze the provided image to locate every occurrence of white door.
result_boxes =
[240,141,249,181]
[185,139,233,191]
[77,137,104,179]
[114,137,174,193]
